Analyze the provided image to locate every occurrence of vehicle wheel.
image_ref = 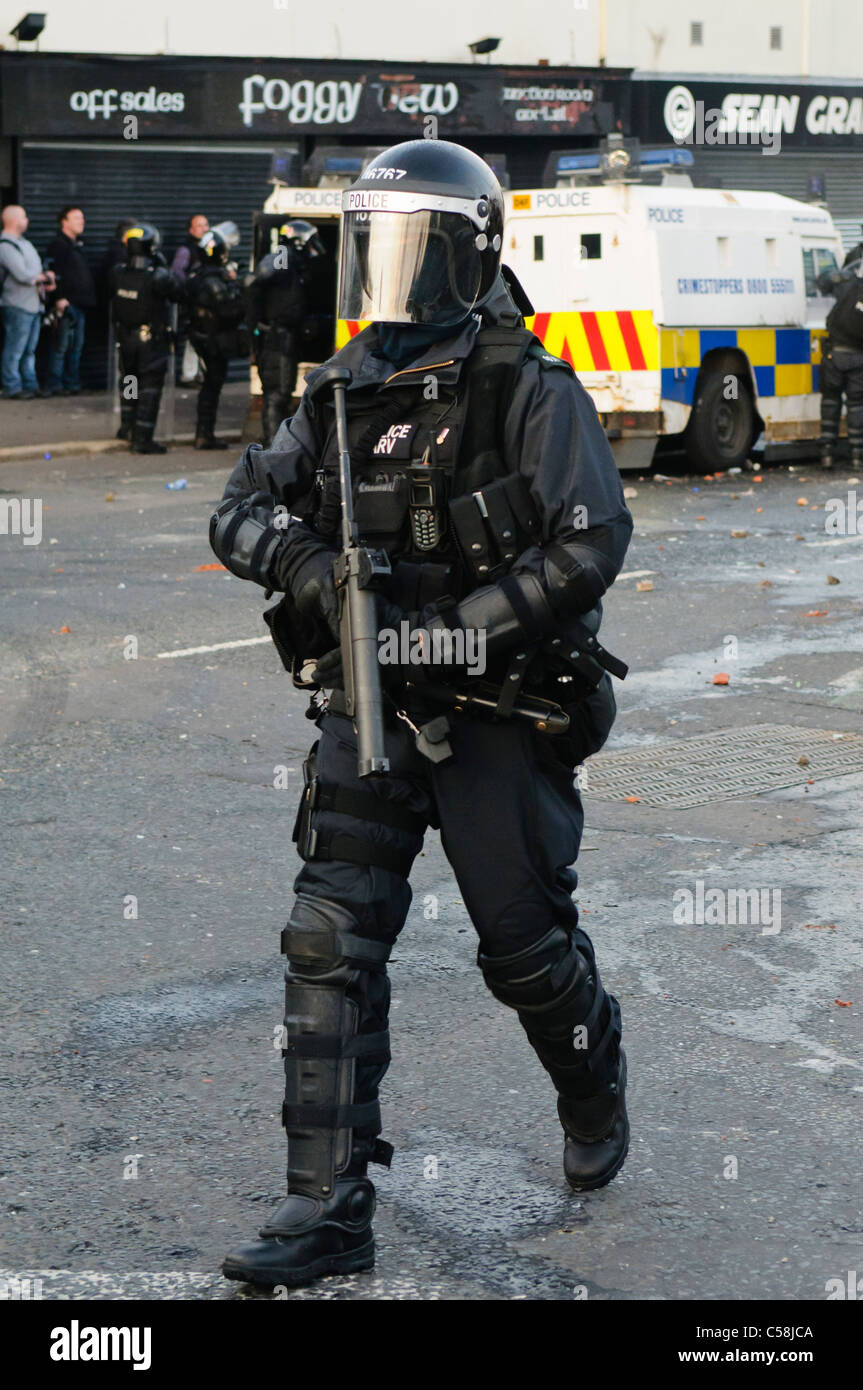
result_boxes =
[684,370,756,473]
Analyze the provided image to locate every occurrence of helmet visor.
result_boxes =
[209,220,240,250]
[338,209,483,327]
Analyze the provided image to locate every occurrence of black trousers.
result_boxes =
[195,346,229,437]
[257,340,298,447]
[288,706,614,1171]
[820,340,863,453]
[116,332,168,440]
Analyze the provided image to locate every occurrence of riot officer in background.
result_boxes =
[245,219,325,447]
[212,141,633,1290]
[185,222,247,450]
[817,252,863,470]
[109,224,182,454]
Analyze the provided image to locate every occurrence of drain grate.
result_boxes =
[585,724,863,808]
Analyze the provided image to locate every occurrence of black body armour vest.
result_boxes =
[305,326,544,613]
[111,265,172,333]
[255,255,307,330]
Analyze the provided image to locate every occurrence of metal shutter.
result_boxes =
[19,141,278,387]
[692,148,863,232]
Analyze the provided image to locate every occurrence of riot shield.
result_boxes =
[105,317,124,442]
[157,302,178,445]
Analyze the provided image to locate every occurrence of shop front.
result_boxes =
[631,75,863,250]
[0,53,630,386]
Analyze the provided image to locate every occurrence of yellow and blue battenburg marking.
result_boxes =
[659,326,823,403]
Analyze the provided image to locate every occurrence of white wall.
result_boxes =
[605,0,861,78]
[0,0,595,65]
[0,0,860,77]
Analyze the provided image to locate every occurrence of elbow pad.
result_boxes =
[427,571,555,655]
[542,543,610,617]
[209,492,286,588]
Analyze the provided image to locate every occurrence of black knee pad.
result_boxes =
[479,924,620,1095]
[282,892,391,983]
[479,925,599,1035]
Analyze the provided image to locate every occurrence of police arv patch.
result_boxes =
[372,422,417,457]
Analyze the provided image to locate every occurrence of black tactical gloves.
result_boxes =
[286,547,341,644]
[310,595,414,691]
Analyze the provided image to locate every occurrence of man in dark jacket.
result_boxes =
[171,213,210,385]
[44,206,97,395]
[211,141,633,1291]
[170,213,209,283]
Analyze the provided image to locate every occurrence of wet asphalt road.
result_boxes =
[1,446,861,1301]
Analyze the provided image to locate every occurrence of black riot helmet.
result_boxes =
[199,229,229,265]
[199,221,240,267]
[338,140,504,327]
[123,223,161,260]
[278,219,325,258]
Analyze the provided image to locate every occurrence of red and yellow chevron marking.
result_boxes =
[336,310,659,370]
[336,318,367,349]
[526,310,659,372]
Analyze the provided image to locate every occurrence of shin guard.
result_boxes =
[281,894,393,1199]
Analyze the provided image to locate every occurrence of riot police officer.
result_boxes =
[211,141,633,1290]
[817,256,863,470]
[109,224,181,454]
[245,219,324,447]
[185,223,246,450]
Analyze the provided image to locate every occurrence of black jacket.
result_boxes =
[186,263,245,352]
[45,232,97,309]
[216,286,632,629]
[109,260,182,333]
[245,250,307,331]
[826,275,863,350]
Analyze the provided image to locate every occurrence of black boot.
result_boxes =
[131,430,167,455]
[821,448,836,470]
[116,426,132,442]
[194,434,228,450]
[559,1048,629,1192]
[222,1178,375,1288]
